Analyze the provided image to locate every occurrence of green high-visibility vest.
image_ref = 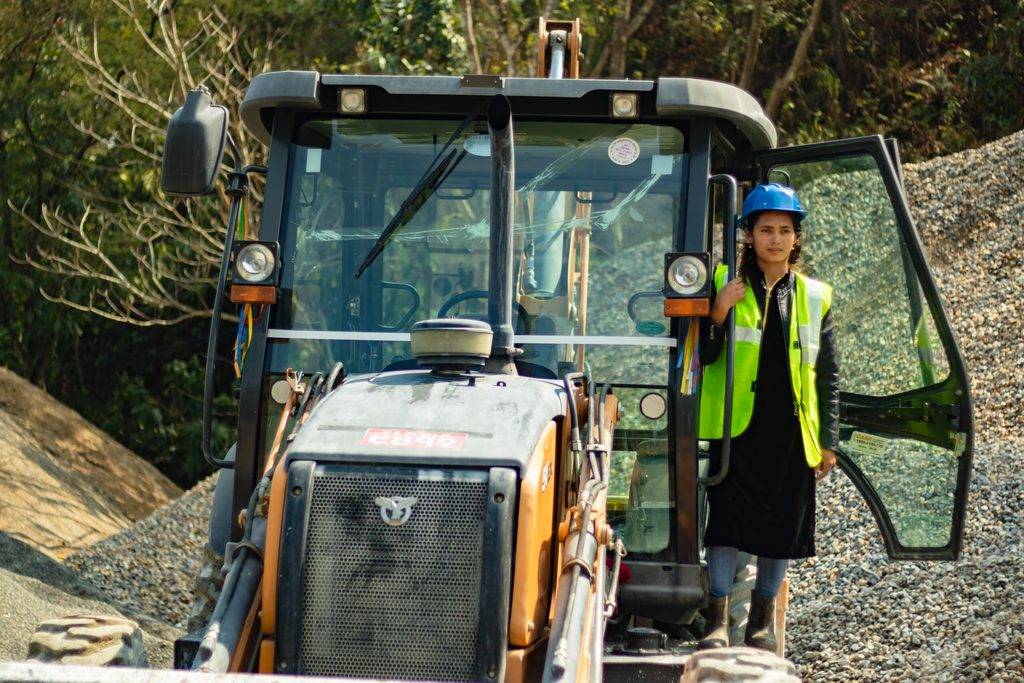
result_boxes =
[698,265,832,468]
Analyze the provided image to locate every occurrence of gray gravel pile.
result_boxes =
[789,441,1024,681]
[904,129,1024,441]
[63,474,217,629]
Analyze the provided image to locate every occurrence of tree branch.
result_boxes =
[739,0,765,91]
[765,0,824,121]
[460,0,483,73]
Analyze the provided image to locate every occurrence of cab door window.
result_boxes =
[757,139,972,558]
[770,156,949,395]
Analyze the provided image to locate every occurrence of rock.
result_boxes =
[681,647,799,682]
[27,615,147,668]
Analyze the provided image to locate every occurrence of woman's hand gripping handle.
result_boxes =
[711,277,747,327]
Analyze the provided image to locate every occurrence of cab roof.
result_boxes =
[239,70,777,151]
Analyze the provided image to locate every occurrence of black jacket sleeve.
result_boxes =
[816,307,841,450]
[699,284,726,366]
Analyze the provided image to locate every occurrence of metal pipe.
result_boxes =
[202,175,244,470]
[193,487,263,672]
[193,517,265,673]
[201,162,266,470]
[701,174,739,486]
[487,95,516,359]
[547,452,606,681]
[547,31,567,79]
[589,553,606,683]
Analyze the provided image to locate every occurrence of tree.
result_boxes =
[739,0,765,91]
[344,0,467,75]
[455,0,556,76]
[16,0,292,325]
[0,0,98,385]
[764,0,824,121]
[589,0,657,78]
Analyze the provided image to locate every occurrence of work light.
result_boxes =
[666,255,707,296]
[230,240,280,304]
[236,243,276,283]
[663,252,711,317]
[339,88,367,114]
[611,93,639,119]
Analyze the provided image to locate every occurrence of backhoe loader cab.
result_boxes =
[160,38,973,682]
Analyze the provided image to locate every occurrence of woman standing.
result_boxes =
[697,183,840,652]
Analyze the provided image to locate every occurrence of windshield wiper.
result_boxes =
[356,102,484,278]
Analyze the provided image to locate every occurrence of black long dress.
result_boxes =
[704,273,817,559]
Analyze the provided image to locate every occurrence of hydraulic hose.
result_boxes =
[201,160,266,470]
[547,450,607,682]
[201,175,243,470]
[192,486,264,672]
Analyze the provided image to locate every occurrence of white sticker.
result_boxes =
[608,137,640,166]
[651,154,674,176]
[305,147,322,174]
[848,431,891,457]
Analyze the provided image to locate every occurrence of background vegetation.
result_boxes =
[1,0,1021,487]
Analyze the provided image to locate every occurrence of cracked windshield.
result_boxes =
[269,117,687,387]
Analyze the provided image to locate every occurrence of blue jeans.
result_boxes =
[707,545,788,599]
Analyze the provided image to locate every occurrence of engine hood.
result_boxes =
[286,370,566,472]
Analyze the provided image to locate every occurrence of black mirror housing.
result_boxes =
[160,88,228,196]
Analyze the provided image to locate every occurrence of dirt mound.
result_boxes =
[0,367,181,560]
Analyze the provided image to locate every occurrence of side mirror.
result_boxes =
[160,87,228,196]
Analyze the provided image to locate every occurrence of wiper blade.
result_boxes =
[356,102,484,278]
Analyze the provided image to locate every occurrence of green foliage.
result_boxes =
[627,0,1024,158]
[343,0,467,74]
[99,354,234,487]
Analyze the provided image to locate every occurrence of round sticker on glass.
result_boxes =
[608,137,640,166]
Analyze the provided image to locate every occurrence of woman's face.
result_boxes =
[748,210,798,267]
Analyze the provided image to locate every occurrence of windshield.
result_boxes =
[266,116,687,385]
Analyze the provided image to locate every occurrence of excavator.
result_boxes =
[6,18,974,683]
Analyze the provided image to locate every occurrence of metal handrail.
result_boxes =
[700,174,739,486]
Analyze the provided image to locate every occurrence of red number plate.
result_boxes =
[361,428,467,450]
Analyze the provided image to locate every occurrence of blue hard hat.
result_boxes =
[740,183,808,225]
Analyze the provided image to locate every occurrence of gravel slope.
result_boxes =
[0,367,181,559]
[63,475,217,629]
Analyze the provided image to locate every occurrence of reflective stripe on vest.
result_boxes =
[698,265,832,468]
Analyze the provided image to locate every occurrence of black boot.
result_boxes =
[696,596,729,649]
[744,592,778,652]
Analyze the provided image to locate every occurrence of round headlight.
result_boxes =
[236,244,275,283]
[667,255,707,295]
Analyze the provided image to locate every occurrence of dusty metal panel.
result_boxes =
[286,371,564,471]
[655,78,776,150]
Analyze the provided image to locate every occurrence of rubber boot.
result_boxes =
[696,596,729,649]
[744,592,778,652]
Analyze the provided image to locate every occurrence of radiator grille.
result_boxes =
[298,467,488,680]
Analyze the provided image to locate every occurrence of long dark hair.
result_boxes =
[739,211,802,284]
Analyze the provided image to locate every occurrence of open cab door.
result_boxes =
[756,136,973,560]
